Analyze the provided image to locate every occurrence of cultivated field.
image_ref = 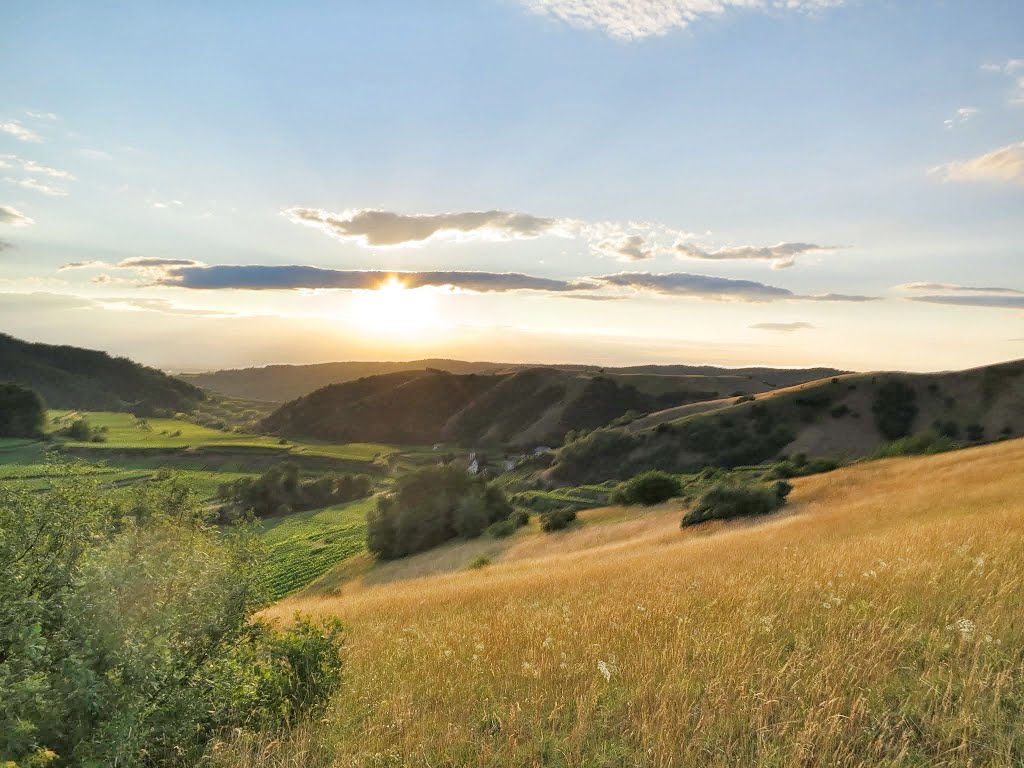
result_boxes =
[215,439,1024,767]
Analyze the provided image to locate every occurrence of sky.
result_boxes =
[1,0,1022,373]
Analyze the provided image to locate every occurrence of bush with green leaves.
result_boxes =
[682,479,790,527]
[762,455,840,480]
[872,430,959,459]
[539,507,577,532]
[611,470,682,506]
[0,466,345,767]
[0,382,45,438]
[366,465,515,559]
[218,462,372,519]
[872,379,918,440]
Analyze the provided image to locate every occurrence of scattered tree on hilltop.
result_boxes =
[872,380,918,440]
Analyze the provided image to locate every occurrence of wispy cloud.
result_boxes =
[898,281,1024,309]
[587,272,877,302]
[80,148,111,160]
[152,200,184,209]
[0,121,42,143]
[981,58,1024,104]
[592,234,657,261]
[518,0,844,40]
[118,256,203,269]
[672,241,837,269]
[750,321,815,332]
[0,154,75,180]
[285,207,568,247]
[897,281,1024,295]
[158,264,588,293]
[908,294,1024,309]
[943,106,979,129]
[4,176,68,197]
[286,205,836,268]
[931,140,1024,184]
[24,111,57,121]
[59,260,111,271]
[0,205,33,226]
[59,256,205,272]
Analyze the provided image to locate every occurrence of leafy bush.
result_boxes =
[872,380,918,440]
[468,555,491,569]
[0,468,344,767]
[539,507,577,532]
[611,470,682,506]
[218,462,372,519]
[763,456,840,480]
[681,480,790,527]
[366,465,514,559]
[0,382,44,438]
[486,510,528,538]
[872,430,959,459]
[59,417,107,442]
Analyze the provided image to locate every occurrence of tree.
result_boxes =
[0,382,44,437]
[872,379,918,440]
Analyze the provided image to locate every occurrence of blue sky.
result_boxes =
[1,0,1022,371]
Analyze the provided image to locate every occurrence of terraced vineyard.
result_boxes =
[257,497,374,599]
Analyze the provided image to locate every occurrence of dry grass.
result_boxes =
[213,440,1024,767]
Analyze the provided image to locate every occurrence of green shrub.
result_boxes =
[468,555,491,569]
[681,480,788,527]
[872,430,958,459]
[367,465,514,559]
[872,380,918,440]
[763,456,840,480]
[0,469,344,767]
[218,463,372,519]
[611,470,682,506]
[486,519,516,538]
[0,382,45,438]
[539,508,577,532]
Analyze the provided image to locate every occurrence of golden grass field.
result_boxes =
[214,439,1024,767]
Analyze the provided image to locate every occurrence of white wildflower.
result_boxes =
[597,660,611,682]
[542,636,554,650]
[955,618,976,639]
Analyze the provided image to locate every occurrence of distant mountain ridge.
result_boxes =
[258,365,846,447]
[0,333,203,414]
[185,359,846,403]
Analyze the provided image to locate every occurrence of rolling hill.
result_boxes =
[258,366,814,447]
[0,333,203,414]
[184,359,845,403]
[552,358,1024,483]
[221,439,1024,767]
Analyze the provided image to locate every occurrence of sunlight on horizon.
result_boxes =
[347,276,442,336]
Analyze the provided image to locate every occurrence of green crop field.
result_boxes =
[257,497,374,600]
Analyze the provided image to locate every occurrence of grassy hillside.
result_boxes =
[186,359,845,403]
[0,332,203,414]
[552,359,1024,483]
[181,359,512,402]
[259,367,824,448]
[215,439,1024,767]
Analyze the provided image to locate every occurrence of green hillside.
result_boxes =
[184,359,845,403]
[0,333,203,414]
[551,359,1024,483]
[259,367,786,447]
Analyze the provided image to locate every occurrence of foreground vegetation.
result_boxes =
[216,440,1024,767]
[0,470,344,767]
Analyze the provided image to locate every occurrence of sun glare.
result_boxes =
[350,276,440,335]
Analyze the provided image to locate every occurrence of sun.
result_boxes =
[349,276,439,335]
